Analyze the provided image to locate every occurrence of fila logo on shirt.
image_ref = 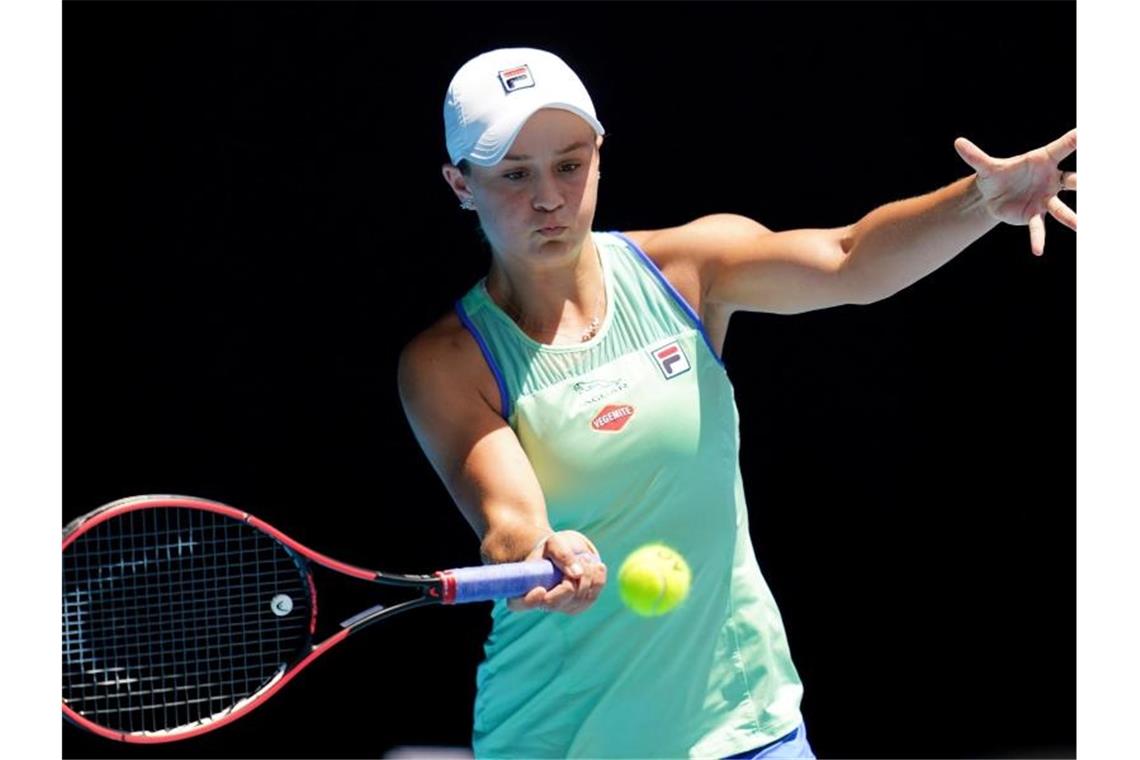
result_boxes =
[650,340,691,380]
[498,65,535,93]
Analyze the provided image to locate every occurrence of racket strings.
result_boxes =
[62,507,312,734]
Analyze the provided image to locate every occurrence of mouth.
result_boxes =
[537,226,568,236]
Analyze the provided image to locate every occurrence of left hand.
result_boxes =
[954,129,1077,256]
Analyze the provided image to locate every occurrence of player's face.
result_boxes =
[466,109,602,263]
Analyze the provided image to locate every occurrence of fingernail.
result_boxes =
[570,562,583,576]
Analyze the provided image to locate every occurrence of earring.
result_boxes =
[460,197,476,211]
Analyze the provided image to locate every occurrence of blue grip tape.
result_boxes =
[445,553,599,604]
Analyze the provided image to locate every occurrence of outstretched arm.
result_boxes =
[634,129,1077,315]
[842,129,1077,303]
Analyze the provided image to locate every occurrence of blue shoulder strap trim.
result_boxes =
[607,230,725,367]
[454,298,512,421]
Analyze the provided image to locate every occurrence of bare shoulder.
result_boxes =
[628,212,859,316]
[397,310,502,418]
[622,215,774,295]
[623,214,773,265]
[397,309,545,544]
[620,216,773,346]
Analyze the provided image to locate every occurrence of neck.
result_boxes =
[485,235,606,344]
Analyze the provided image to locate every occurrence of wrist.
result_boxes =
[480,525,556,564]
[529,531,556,558]
[960,173,991,218]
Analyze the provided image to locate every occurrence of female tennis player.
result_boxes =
[397,48,1075,759]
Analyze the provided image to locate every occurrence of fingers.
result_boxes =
[581,557,607,606]
[506,565,610,615]
[545,578,581,610]
[543,532,606,612]
[1044,128,1077,164]
[507,584,551,613]
[569,555,608,610]
[506,533,608,615]
[542,558,608,615]
[1048,196,1077,231]
[554,528,601,558]
[1060,170,1077,192]
[544,533,587,579]
[1029,214,1046,256]
[953,136,994,173]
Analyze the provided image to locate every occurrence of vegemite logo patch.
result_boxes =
[591,404,635,432]
[650,341,691,380]
[498,65,535,94]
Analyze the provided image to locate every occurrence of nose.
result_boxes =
[532,171,564,212]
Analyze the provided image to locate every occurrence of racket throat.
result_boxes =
[339,604,386,629]
[338,596,439,633]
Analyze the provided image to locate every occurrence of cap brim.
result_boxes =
[463,103,605,167]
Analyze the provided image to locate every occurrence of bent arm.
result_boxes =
[396,330,551,564]
[397,328,605,613]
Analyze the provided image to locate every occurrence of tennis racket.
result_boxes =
[62,494,580,743]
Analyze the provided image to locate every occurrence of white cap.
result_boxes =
[443,48,605,167]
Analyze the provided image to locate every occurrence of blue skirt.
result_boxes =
[723,722,815,759]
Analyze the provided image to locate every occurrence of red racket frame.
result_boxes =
[62,495,441,743]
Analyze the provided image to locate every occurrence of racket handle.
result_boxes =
[437,553,599,604]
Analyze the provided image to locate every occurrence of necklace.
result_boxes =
[579,313,602,342]
[500,281,606,343]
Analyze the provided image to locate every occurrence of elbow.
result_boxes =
[845,286,890,307]
[837,247,890,307]
[844,267,899,306]
[837,263,879,307]
[839,223,857,255]
[845,284,885,307]
[833,225,881,307]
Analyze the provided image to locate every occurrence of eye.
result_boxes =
[501,163,581,181]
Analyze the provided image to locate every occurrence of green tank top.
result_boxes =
[456,231,804,758]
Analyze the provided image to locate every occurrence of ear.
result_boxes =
[441,163,474,203]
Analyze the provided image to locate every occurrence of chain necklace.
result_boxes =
[579,311,602,342]
[501,282,606,344]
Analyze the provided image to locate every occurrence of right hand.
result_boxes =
[507,530,607,615]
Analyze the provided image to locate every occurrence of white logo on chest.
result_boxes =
[573,377,629,405]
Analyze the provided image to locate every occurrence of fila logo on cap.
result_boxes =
[498,65,535,94]
[651,341,691,380]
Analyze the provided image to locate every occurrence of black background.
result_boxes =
[65,1,1075,758]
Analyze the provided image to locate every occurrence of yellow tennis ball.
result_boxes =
[617,543,691,617]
